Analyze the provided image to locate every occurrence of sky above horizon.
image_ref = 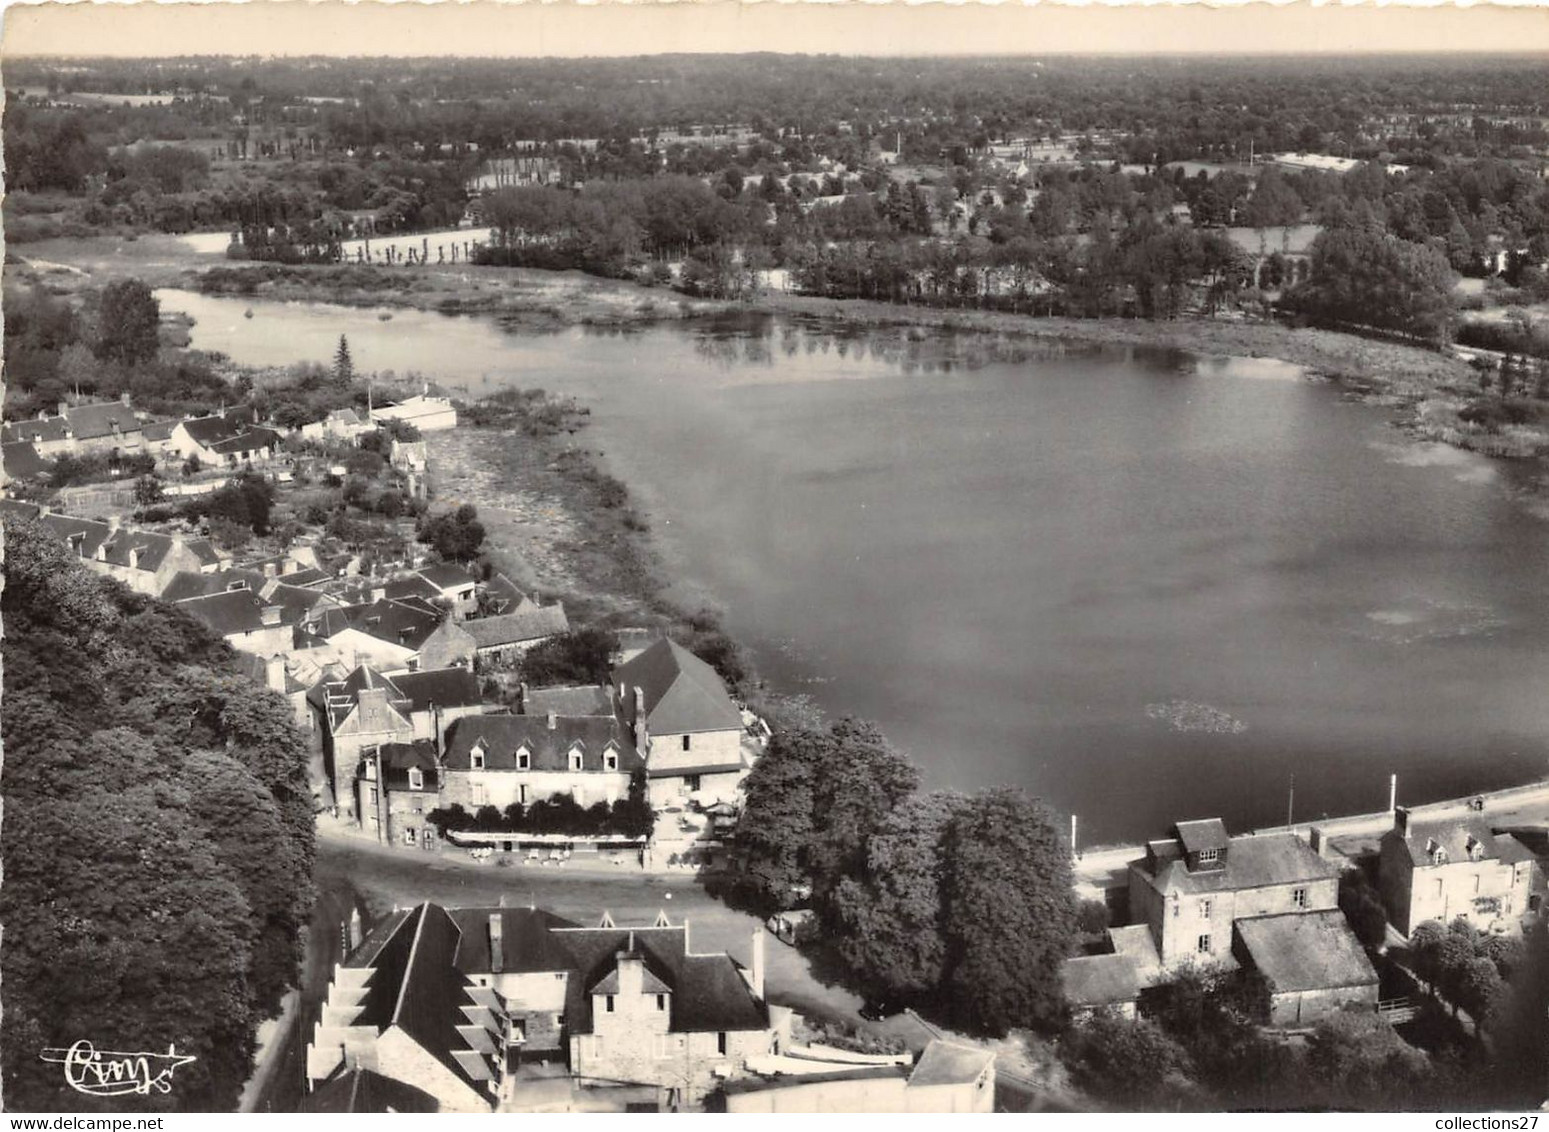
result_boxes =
[2,1,1547,61]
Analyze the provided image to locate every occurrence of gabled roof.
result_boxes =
[524,684,614,718]
[177,408,258,445]
[175,589,287,638]
[376,740,441,792]
[342,904,500,1101]
[1,417,68,445]
[1061,954,1141,1008]
[344,597,444,650]
[1385,815,1518,869]
[208,426,281,455]
[389,667,484,714]
[161,568,268,603]
[1132,832,1339,897]
[612,638,742,736]
[28,511,220,581]
[591,962,673,998]
[482,572,528,614]
[908,1041,995,1088]
[461,606,570,650]
[384,573,444,603]
[142,420,178,443]
[1234,910,1379,994]
[443,714,639,774]
[1175,818,1230,856]
[302,1068,438,1114]
[418,563,477,591]
[63,400,141,440]
[2,441,48,481]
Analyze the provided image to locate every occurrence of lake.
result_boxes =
[159,288,1549,843]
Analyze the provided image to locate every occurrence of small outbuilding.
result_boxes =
[1233,910,1379,1027]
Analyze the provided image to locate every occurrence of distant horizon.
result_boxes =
[4,1,1547,61]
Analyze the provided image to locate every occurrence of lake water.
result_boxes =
[159,288,1549,843]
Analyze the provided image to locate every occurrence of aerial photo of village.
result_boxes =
[3,0,1549,1117]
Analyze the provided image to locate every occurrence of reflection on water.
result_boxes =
[164,288,1549,840]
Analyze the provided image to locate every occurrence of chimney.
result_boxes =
[264,561,277,578]
[518,682,530,712]
[750,928,766,1001]
[615,947,644,997]
[370,586,386,603]
[1309,826,1328,859]
[547,711,557,731]
[633,686,649,752]
[120,392,132,406]
[57,401,69,418]
[261,605,283,627]
[265,654,286,693]
[1395,806,1411,839]
[488,914,504,974]
[107,514,121,531]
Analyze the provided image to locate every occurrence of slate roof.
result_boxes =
[389,667,484,713]
[613,638,743,736]
[461,606,571,650]
[1176,818,1230,856]
[523,684,615,718]
[301,1068,438,1114]
[1061,954,1141,1008]
[590,961,674,997]
[142,420,178,443]
[1234,911,1379,994]
[63,400,142,440]
[551,925,767,1036]
[908,1041,996,1088]
[18,511,222,583]
[1,417,68,446]
[1386,816,1515,869]
[178,409,258,445]
[419,563,477,591]
[482,572,529,614]
[376,740,441,792]
[208,426,281,456]
[161,568,267,603]
[446,907,583,977]
[443,714,640,774]
[175,589,287,638]
[344,598,444,650]
[2,441,48,480]
[1133,832,1339,897]
[384,573,444,603]
[342,904,499,1100]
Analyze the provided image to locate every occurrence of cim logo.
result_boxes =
[40,1041,196,1098]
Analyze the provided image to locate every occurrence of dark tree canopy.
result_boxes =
[94,278,161,366]
[1,519,315,1113]
[418,503,486,562]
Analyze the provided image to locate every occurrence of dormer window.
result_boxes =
[1427,838,1448,865]
[517,746,530,771]
[1466,836,1484,862]
[1197,848,1219,865]
[408,767,424,791]
[605,750,619,772]
[569,746,584,772]
[471,742,486,771]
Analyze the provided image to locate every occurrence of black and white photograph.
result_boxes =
[2,0,1549,1116]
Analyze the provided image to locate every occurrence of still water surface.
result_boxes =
[160,288,1549,842]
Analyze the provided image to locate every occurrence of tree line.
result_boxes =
[725,717,1075,1037]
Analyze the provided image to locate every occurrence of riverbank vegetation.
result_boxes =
[1,519,315,1112]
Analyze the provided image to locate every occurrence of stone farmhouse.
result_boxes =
[1066,818,1377,1026]
[170,409,282,467]
[1378,807,1543,936]
[1,396,145,457]
[614,639,756,808]
[305,903,788,1112]
[420,603,572,670]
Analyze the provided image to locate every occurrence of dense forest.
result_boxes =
[1,520,316,1112]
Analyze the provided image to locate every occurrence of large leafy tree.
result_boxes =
[94,278,162,366]
[940,787,1076,1036]
[1293,225,1456,344]
[830,791,970,1003]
